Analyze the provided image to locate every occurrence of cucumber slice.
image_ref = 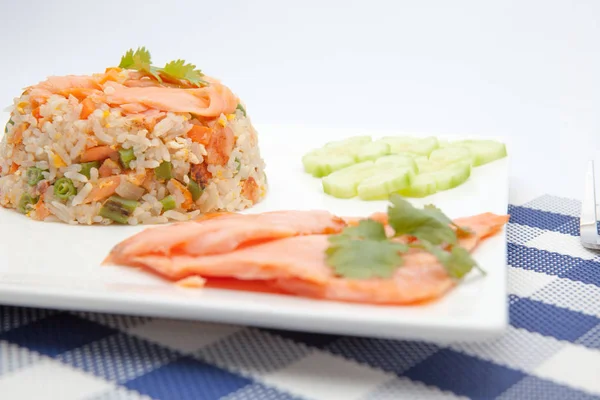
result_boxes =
[302,136,373,177]
[357,167,412,200]
[431,162,472,191]
[356,141,390,162]
[428,147,474,166]
[375,155,418,174]
[378,136,439,156]
[398,161,471,197]
[302,152,356,177]
[444,140,507,166]
[397,174,437,198]
[322,161,377,198]
[324,135,372,149]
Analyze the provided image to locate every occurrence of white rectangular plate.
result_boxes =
[0,123,509,343]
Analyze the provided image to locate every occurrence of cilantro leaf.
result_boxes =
[329,219,387,243]
[424,204,473,237]
[441,246,482,278]
[388,194,456,245]
[416,241,483,279]
[326,240,407,279]
[326,219,408,279]
[118,47,161,82]
[160,59,207,87]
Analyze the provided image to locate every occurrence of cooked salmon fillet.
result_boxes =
[28,72,238,118]
[105,210,508,305]
[106,210,347,265]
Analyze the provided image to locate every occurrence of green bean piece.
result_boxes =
[26,167,45,186]
[53,177,77,200]
[234,158,241,173]
[99,195,139,224]
[236,104,247,117]
[188,179,202,202]
[80,161,100,179]
[160,195,177,211]
[17,193,38,214]
[154,161,173,181]
[118,148,136,169]
[4,118,13,133]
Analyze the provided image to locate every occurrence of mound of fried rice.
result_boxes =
[0,71,267,225]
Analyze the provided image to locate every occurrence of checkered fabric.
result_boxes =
[0,194,599,400]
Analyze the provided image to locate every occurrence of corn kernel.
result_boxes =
[226,114,235,121]
[53,153,67,168]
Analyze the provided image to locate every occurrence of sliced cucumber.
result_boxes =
[431,162,472,191]
[322,161,377,198]
[378,136,439,156]
[444,139,507,166]
[357,167,412,200]
[375,154,418,174]
[428,147,474,167]
[397,174,437,198]
[356,141,390,162]
[302,152,356,177]
[303,136,373,177]
[398,161,471,197]
[324,135,372,149]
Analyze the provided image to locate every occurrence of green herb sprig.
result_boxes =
[326,194,482,280]
[118,47,208,87]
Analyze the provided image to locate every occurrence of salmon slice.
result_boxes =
[105,211,508,305]
[27,72,239,118]
[129,234,333,283]
[106,83,238,117]
[105,210,347,264]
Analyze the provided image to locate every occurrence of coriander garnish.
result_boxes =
[118,47,208,87]
[325,194,483,280]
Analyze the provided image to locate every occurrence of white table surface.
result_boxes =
[1,0,599,205]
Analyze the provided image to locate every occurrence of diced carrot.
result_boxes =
[83,176,121,204]
[170,179,193,210]
[141,169,155,191]
[7,123,27,145]
[99,159,121,178]
[242,177,260,204]
[80,145,118,163]
[99,68,122,84]
[126,169,147,186]
[187,125,212,145]
[32,107,41,119]
[80,97,96,119]
[58,88,98,101]
[9,162,19,174]
[34,200,51,220]
[206,126,234,166]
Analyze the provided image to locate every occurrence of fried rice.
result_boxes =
[0,68,267,225]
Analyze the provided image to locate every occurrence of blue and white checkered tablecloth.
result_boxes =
[0,194,599,400]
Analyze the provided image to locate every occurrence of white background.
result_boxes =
[1,0,599,204]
